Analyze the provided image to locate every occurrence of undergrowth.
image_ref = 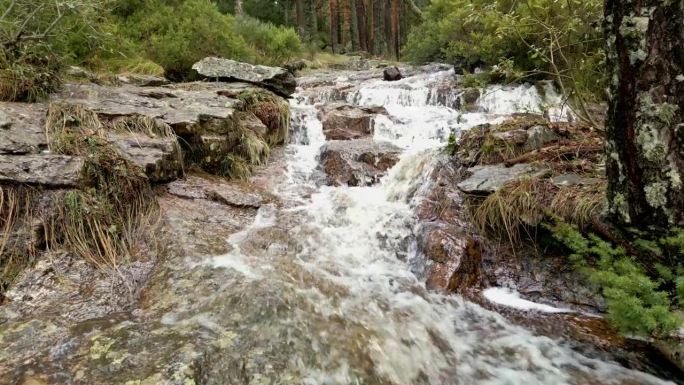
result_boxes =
[44,102,158,269]
[550,222,684,338]
[0,185,40,292]
[236,89,290,146]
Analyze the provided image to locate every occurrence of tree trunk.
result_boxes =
[330,0,339,53]
[356,0,367,51]
[373,0,385,54]
[309,0,318,41]
[349,0,360,51]
[295,0,307,39]
[390,0,400,58]
[384,0,392,56]
[368,0,375,54]
[604,0,684,227]
[234,0,243,15]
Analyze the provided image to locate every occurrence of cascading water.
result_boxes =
[202,68,674,384]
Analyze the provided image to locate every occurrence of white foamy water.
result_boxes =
[483,287,573,313]
[210,67,673,384]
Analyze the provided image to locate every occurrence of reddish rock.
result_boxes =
[317,103,388,141]
[318,139,400,186]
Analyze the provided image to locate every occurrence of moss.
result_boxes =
[611,192,631,223]
[645,181,669,209]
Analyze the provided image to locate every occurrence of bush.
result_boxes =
[550,222,684,337]
[403,0,606,101]
[0,0,108,101]
[235,16,302,65]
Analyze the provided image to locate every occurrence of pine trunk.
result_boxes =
[295,0,307,39]
[390,0,400,58]
[604,0,684,227]
[349,0,360,51]
[373,0,385,54]
[309,0,318,40]
[234,0,243,15]
[330,0,340,53]
[356,0,368,52]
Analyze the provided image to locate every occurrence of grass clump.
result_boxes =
[44,102,157,269]
[0,43,62,102]
[236,89,290,146]
[551,222,684,338]
[0,185,42,293]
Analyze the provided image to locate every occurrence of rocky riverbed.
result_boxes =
[0,61,681,384]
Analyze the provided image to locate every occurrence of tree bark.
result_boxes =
[234,0,243,15]
[295,0,307,39]
[309,0,318,41]
[373,0,385,54]
[604,0,684,227]
[356,0,367,51]
[349,0,360,51]
[330,0,339,53]
[390,0,400,58]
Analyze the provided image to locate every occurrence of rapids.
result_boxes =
[0,66,675,385]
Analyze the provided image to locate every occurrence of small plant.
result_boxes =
[236,89,290,146]
[550,221,684,337]
[445,133,457,155]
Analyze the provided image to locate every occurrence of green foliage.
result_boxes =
[234,16,302,65]
[404,0,606,99]
[550,222,684,337]
[0,0,109,101]
[445,133,457,155]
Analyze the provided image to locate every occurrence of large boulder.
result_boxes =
[383,66,402,81]
[0,155,85,187]
[192,57,296,97]
[0,103,48,155]
[318,139,400,186]
[316,103,387,141]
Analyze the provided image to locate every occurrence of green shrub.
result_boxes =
[550,222,684,337]
[403,0,606,100]
[235,16,302,65]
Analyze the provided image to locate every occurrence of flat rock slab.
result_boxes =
[54,82,256,135]
[192,57,296,97]
[0,103,48,155]
[0,154,84,187]
[457,163,535,194]
[107,133,183,183]
[319,139,401,186]
[167,174,273,209]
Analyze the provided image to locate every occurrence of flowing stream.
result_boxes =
[203,67,673,384]
[1,67,675,385]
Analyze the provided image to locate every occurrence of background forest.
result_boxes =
[1,0,604,104]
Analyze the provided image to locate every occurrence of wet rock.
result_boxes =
[283,60,307,74]
[192,57,296,97]
[0,103,48,155]
[412,156,485,293]
[383,66,402,81]
[0,155,85,187]
[457,163,535,194]
[54,82,243,136]
[459,88,481,111]
[116,73,169,87]
[167,174,274,209]
[316,103,387,140]
[107,132,183,183]
[66,66,93,80]
[318,139,400,186]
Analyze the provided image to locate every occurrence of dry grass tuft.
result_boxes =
[43,103,158,269]
[111,115,176,138]
[0,185,41,292]
[237,90,290,146]
[0,47,62,102]
[227,124,271,166]
[468,177,605,246]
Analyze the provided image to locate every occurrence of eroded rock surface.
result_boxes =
[0,103,48,155]
[0,155,85,187]
[318,139,400,186]
[192,57,296,97]
[316,103,387,140]
[107,133,183,183]
[457,163,536,194]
